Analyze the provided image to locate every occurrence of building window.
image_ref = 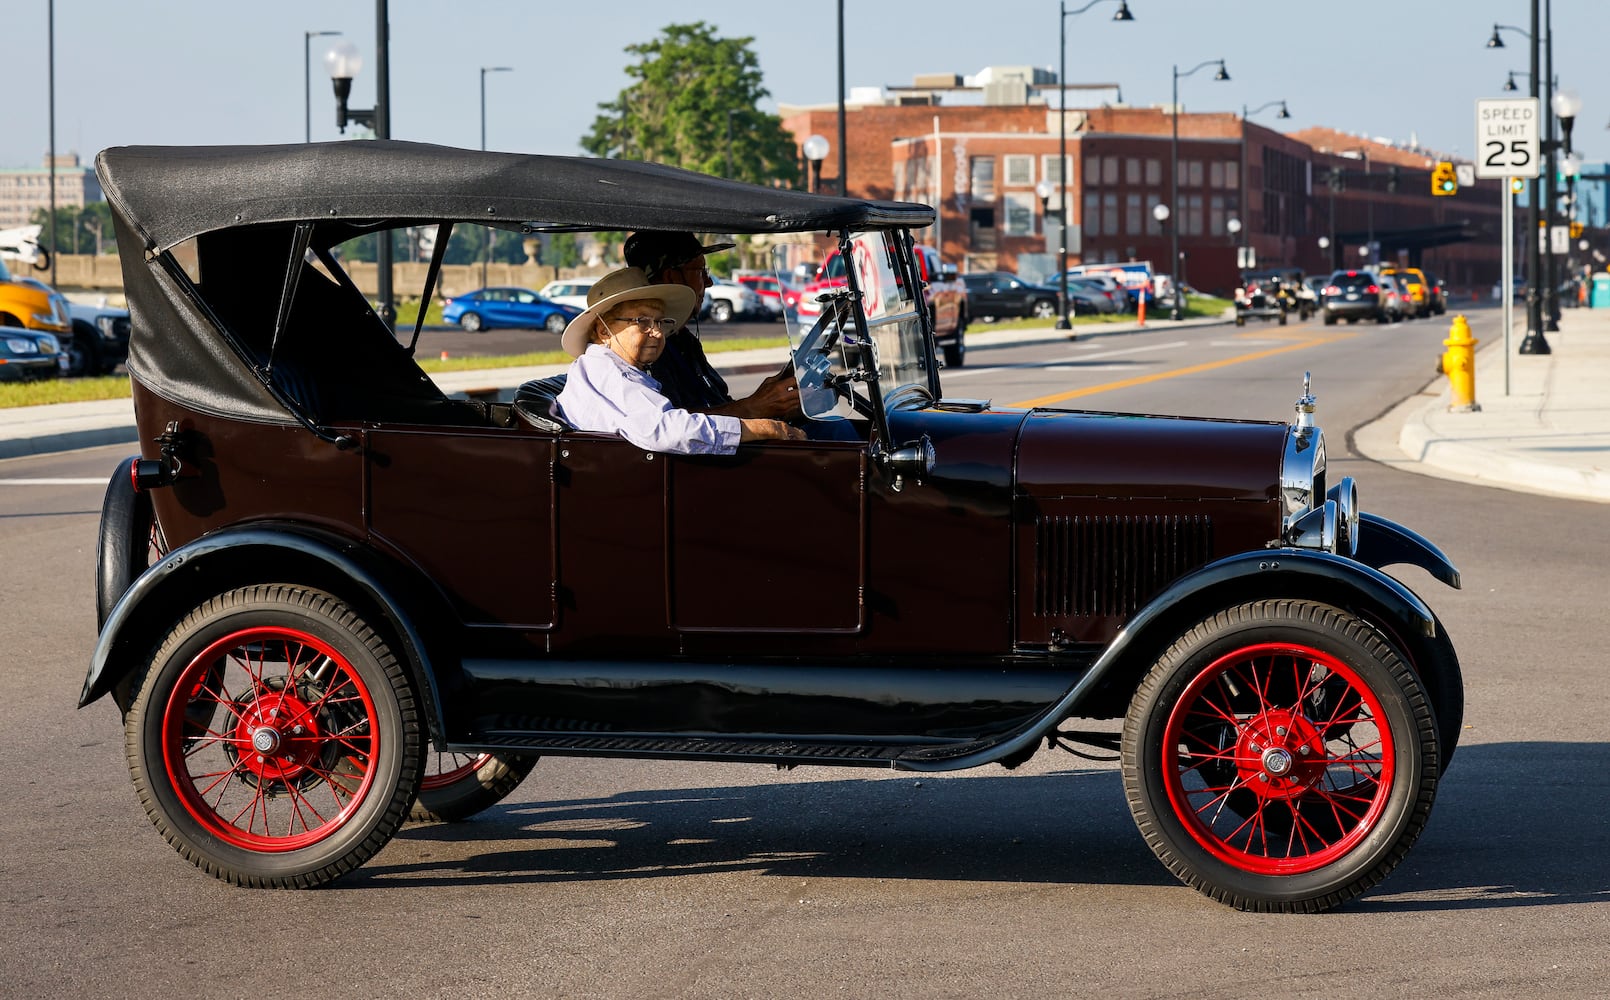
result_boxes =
[1126,194,1142,235]
[1042,154,1071,185]
[970,206,998,250]
[1184,194,1204,235]
[1209,195,1226,235]
[1126,158,1141,185]
[1146,196,1164,235]
[1003,191,1036,236]
[1186,160,1204,187]
[1004,155,1034,186]
[1084,156,1101,187]
[1103,156,1119,185]
[1103,193,1119,236]
[1084,192,1101,236]
[970,157,996,200]
[1146,159,1162,186]
[1225,161,1239,191]
[1210,161,1225,189]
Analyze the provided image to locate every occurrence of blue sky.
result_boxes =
[7,1,1607,170]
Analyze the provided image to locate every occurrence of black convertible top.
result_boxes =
[97,140,935,253]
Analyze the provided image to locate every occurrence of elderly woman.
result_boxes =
[556,267,802,454]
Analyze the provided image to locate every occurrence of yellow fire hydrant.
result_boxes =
[1440,315,1480,412]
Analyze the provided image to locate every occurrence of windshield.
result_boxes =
[776,231,933,422]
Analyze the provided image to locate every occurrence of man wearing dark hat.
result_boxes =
[623,230,800,421]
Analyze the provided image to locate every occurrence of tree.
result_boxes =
[582,22,800,189]
[28,202,116,255]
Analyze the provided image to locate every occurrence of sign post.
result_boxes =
[1476,97,1540,395]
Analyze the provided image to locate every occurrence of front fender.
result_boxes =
[78,525,451,738]
[902,549,1443,772]
[1354,512,1461,589]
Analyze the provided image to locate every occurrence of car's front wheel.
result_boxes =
[1121,600,1438,912]
[411,750,538,822]
[1031,298,1057,320]
[710,300,733,323]
[123,585,424,887]
[544,313,568,334]
[460,312,483,332]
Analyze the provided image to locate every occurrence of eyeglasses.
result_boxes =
[678,259,710,278]
[609,315,679,334]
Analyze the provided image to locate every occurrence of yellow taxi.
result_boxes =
[1381,267,1430,318]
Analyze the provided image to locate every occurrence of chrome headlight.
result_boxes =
[37,334,59,355]
[4,336,39,355]
[1327,477,1359,556]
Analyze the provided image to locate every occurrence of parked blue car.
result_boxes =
[441,286,582,334]
[0,325,66,381]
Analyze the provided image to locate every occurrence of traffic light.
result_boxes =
[1431,161,1457,196]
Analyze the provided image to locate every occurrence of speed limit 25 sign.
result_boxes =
[1475,97,1540,179]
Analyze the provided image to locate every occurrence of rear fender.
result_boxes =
[79,524,453,740]
[96,456,153,629]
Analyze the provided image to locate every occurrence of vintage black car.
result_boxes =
[81,141,1463,912]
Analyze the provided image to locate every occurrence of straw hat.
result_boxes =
[560,267,698,358]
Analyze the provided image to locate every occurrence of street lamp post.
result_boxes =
[479,66,513,288]
[47,0,57,290]
[803,135,829,194]
[1170,58,1230,320]
[1239,100,1289,287]
[1056,0,1135,329]
[1152,203,1171,308]
[1489,12,1549,353]
[304,30,340,142]
[1227,217,1243,285]
[325,0,393,326]
[1035,181,1055,261]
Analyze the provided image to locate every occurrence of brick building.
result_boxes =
[781,75,1508,294]
[0,153,101,229]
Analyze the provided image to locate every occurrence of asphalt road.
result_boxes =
[6,309,1610,998]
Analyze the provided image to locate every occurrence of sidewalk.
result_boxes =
[1353,305,1610,504]
[0,314,1227,460]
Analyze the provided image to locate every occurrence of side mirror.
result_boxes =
[939,264,958,282]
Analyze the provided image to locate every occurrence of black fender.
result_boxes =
[78,524,454,741]
[1354,512,1461,589]
[96,457,153,630]
[902,548,1457,773]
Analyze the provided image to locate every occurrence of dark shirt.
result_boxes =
[649,329,731,411]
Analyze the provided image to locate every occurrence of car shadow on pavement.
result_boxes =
[360,766,1177,890]
[1354,741,1610,912]
[360,742,1609,910]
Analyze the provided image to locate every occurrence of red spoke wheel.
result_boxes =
[124,585,423,887]
[1122,600,1438,912]
[411,748,538,823]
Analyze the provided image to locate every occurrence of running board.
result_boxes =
[465,731,994,767]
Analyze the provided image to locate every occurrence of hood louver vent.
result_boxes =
[1034,514,1213,617]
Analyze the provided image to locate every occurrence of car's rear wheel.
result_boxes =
[123,585,424,887]
[544,313,567,334]
[711,300,733,323]
[65,324,104,378]
[411,749,538,822]
[1121,600,1438,912]
[460,313,483,332]
[1031,298,1057,320]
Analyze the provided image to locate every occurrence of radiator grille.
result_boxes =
[1034,514,1213,617]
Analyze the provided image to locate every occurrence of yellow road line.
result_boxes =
[1009,332,1357,408]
